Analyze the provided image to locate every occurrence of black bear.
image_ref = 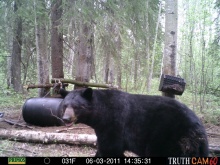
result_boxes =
[60,88,209,157]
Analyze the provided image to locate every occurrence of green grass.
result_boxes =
[0,78,219,125]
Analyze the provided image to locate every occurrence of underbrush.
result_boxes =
[0,79,219,125]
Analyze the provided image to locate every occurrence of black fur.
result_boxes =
[61,88,209,157]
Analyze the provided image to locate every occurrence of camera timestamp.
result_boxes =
[86,158,121,164]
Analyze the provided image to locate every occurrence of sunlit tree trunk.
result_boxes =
[147,2,162,92]
[161,0,178,98]
[145,0,150,92]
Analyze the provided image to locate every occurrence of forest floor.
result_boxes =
[0,107,220,157]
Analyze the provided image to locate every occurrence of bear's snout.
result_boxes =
[62,106,76,125]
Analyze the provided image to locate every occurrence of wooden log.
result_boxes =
[51,78,118,89]
[0,129,219,155]
[209,145,220,155]
[207,132,220,138]
[0,129,97,146]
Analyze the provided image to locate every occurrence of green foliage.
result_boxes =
[0,0,219,125]
[0,87,39,108]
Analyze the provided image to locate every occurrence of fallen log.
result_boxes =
[209,145,220,155]
[0,129,219,155]
[51,78,118,89]
[207,132,220,138]
[0,130,97,146]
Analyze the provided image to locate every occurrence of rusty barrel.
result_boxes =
[22,98,64,126]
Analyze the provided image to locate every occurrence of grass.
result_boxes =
[0,88,38,108]
[0,78,219,125]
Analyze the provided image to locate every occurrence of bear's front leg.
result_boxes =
[95,140,125,157]
[95,150,101,157]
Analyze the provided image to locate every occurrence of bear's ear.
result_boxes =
[59,88,69,98]
[82,88,93,100]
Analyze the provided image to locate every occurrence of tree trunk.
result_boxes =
[134,40,138,90]
[145,0,150,93]
[116,34,122,89]
[147,2,162,92]
[75,21,94,89]
[51,0,64,79]
[11,1,22,92]
[161,0,178,98]
[75,1,94,89]
[104,53,110,84]
[35,0,50,97]
[7,56,12,89]
[67,18,75,76]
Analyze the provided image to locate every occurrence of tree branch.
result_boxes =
[51,78,118,89]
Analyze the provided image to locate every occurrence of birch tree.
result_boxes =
[147,1,162,92]
[161,0,178,98]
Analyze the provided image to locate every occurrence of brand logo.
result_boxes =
[8,157,26,165]
[168,157,219,165]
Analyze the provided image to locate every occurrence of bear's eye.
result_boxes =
[62,105,67,110]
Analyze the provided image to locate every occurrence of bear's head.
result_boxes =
[60,88,93,126]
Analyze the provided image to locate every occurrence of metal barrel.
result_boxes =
[22,98,64,126]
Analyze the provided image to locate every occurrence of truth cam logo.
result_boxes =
[192,157,218,165]
[168,157,219,165]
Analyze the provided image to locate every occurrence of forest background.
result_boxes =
[0,0,219,125]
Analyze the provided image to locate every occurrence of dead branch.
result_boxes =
[2,119,34,129]
[56,127,90,133]
[51,78,118,89]
[0,129,97,146]
[16,147,37,154]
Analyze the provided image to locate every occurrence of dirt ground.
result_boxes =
[0,107,220,157]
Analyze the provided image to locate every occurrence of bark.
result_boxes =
[0,130,96,146]
[209,145,220,155]
[6,6,13,89]
[67,18,75,76]
[145,0,150,92]
[114,23,122,89]
[75,13,94,89]
[0,129,218,154]
[11,1,22,92]
[147,2,162,92]
[104,53,110,84]
[75,23,93,84]
[161,0,178,98]
[51,78,118,89]
[7,56,11,89]
[35,0,50,97]
[116,38,122,89]
[51,0,64,79]
[134,46,138,90]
